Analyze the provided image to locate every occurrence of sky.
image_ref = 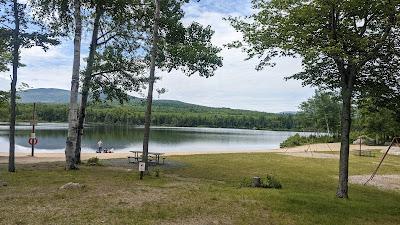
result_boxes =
[0,0,314,113]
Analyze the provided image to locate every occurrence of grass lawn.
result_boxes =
[0,152,399,225]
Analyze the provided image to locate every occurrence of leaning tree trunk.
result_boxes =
[336,69,355,199]
[65,0,82,170]
[8,0,20,173]
[141,0,160,178]
[75,5,103,163]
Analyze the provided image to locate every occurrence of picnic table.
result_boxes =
[128,151,165,165]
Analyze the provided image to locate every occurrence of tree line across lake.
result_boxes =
[0,102,298,131]
[2,89,399,142]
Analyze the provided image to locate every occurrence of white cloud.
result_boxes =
[152,2,314,112]
[0,77,10,90]
[0,43,76,91]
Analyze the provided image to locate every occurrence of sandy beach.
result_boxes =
[0,143,388,164]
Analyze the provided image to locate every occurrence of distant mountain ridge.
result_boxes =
[18,88,212,109]
[18,88,298,114]
[19,88,71,103]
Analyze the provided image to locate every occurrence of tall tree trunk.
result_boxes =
[336,69,354,198]
[9,0,19,173]
[142,0,160,176]
[75,5,103,163]
[65,0,82,170]
[324,114,330,135]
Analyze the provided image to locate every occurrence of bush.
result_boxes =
[239,177,253,188]
[239,175,282,189]
[87,157,101,166]
[280,134,339,148]
[262,175,282,189]
[152,166,161,177]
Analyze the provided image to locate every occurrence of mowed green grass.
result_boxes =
[0,152,399,225]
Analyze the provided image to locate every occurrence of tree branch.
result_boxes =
[97,33,118,46]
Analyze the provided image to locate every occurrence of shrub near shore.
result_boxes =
[280,134,339,148]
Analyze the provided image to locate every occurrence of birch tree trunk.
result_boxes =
[75,5,103,163]
[9,0,20,173]
[325,114,330,135]
[336,68,355,198]
[141,0,160,177]
[65,0,82,170]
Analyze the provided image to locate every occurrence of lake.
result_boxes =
[0,123,313,153]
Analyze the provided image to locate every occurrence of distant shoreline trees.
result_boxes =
[0,103,299,131]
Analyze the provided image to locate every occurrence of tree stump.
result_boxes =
[0,181,8,187]
[252,176,261,187]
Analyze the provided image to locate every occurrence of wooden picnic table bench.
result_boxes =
[128,151,166,165]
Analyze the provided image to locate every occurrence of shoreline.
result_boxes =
[0,143,388,164]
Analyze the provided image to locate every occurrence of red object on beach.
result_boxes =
[28,138,38,146]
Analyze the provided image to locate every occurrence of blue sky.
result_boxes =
[0,0,314,113]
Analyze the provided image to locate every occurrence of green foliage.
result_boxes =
[0,103,301,131]
[0,91,9,119]
[0,1,59,52]
[0,91,9,103]
[229,0,400,91]
[0,35,11,72]
[354,98,400,144]
[86,157,101,166]
[84,0,222,106]
[230,1,400,196]
[238,177,252,188]
[280,134,339,148]
[163,22,223,77]
[262,175,282,189]
[239,175,282,189]
[152,166,161,177]
[297,90,341,136]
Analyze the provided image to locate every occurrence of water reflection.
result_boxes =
[0,123,313,153]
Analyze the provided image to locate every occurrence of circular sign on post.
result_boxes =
[139,162,146,172]
[28,138,38,146]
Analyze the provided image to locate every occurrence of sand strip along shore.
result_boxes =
[0,143,388,164]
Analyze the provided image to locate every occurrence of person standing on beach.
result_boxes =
[97,140,103,153]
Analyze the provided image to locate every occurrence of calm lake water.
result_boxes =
[0,123,313,153]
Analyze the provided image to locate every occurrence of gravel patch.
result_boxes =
[383,146,400,155]
[349,175,400,191]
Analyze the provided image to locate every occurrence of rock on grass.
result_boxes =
[59,182,85,190]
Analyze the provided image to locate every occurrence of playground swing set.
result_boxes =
[301,135,400,186]
[364,137,400,185]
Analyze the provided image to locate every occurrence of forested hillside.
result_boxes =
[0,102,298,130]
[0,88,299,130]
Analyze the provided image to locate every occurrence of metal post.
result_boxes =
[31,103,36,157]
